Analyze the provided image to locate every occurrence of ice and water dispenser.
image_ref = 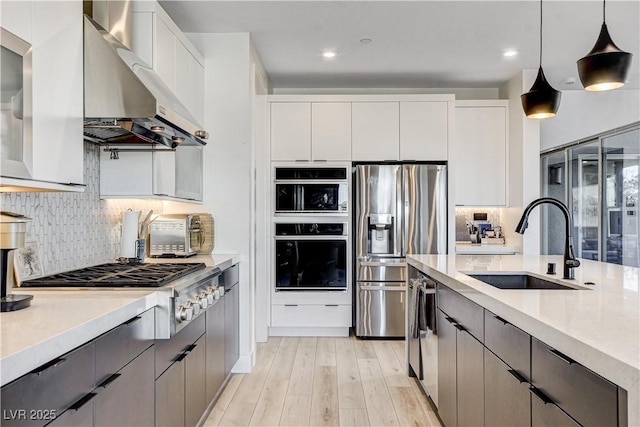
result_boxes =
[367,213,395,255]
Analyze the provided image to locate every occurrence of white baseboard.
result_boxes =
[269,326,350,337]
[231,352,254,373]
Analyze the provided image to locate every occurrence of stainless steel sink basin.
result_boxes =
[464,273,581,290]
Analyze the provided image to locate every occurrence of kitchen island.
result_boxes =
[407,254,639,426]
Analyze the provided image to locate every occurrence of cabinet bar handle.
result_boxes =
[494,315,509,325]
[175,352,188,362]
[98,373,121,388]
[284,304,298,307]
[68,392,97,411]
[444,316,457,325]
[454,324,466,332]
[529,386,554,404]
[123,315,142,325]
[325,304,339,307]
[549,348,576,365]
[32,357,66,375]
[184,344,197,353]
[507,369,527,384]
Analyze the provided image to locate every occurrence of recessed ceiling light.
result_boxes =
[322,50,337,58]
[503,49,518,57]
[360,38,372,45]
[564,77,577,85]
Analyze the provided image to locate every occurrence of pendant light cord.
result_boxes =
[539,0,543,67]
[603,0,606,23]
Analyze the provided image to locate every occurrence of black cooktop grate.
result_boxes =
[21,263,207,288]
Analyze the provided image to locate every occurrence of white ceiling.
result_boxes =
[160,1,640,90]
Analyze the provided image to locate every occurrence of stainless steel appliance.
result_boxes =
[20,262,222,338]
[0,212,33,312]
[275,222,348,291]
[274,166,348,214]
[355,163,447,337]
[149,214,202,257]
[82,3,208,148]
[408,265,439,406]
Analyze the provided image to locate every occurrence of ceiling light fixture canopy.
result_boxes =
[521,0,561,119]
[577,0,633,91]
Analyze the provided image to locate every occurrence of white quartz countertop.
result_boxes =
[407,254,640,425]
[0,253,240,387]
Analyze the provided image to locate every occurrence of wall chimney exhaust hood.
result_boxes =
[83,15,208,149]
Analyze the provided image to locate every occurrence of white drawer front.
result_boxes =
[272,304,351,328]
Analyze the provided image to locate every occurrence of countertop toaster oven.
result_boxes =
[149,214,203,257]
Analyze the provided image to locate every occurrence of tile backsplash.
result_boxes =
[455,207,502,241]
[1,143,162,275]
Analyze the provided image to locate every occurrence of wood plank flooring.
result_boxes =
[203,336,442,427]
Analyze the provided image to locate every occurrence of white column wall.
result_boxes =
[164,33,256,372]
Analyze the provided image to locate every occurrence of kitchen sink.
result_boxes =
[464,273,583,290]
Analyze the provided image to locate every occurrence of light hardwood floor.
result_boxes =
[203,336,442,427]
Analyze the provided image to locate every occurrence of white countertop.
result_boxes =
[455,242,519,254]
[0,253,240,387]
[407,254,640,426]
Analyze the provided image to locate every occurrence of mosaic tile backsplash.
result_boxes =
[1,143,162,275]
[455,207,502,241]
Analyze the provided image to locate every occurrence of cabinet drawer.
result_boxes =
[531,390,580,427]
[437,284,484,342]
[221,264,239,290]
[155,314,206,378]
[484,310,530,378]
[95,308,155,383]
[1,342,94,426]
[531,337,618,427]
[94,346,155,427]
[272,304,351,327]
[484,348,530,427]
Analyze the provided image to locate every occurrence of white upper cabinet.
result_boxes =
[1,0,84,191]
[270,102,311,161]
[400,101,449,161]
[131,2,204,125]
[311,103,352,161]
[453,101,509,206]
[352,102,400,161]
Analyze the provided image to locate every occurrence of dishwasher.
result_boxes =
[408,265,438,407]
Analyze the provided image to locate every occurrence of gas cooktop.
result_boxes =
[20,263,207,288]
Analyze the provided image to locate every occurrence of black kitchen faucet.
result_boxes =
[516,197,581,279]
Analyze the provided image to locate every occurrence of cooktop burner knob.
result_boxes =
[197,293,208,309]
[177,303,193,322]
[204,289,214,304]
[191,300,201,316]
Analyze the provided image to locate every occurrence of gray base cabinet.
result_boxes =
[456,329,484,427]
[484,348,530,427]
[185,335,207,427]
[155,356,186,427]
[437,309,457,427]
[94,346,155,427]
[222,265,240,376]
[431,279,625,427]
[206,298,226,402]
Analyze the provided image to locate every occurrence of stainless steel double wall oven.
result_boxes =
[273,165,350,292]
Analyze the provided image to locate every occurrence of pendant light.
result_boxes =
[521,0,561,119]
[577,0,632,91]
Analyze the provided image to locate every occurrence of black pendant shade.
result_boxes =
[521,67,562,119]
[577,22,633,91]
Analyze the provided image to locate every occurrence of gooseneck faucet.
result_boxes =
[515,197,581,279]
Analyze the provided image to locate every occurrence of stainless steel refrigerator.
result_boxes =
[354,163,447,337]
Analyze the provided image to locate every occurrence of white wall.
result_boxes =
[164,33,256,372]
[540,89,640,150]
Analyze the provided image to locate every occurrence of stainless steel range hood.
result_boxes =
[83,14,208,148]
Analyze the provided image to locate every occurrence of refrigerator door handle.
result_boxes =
[358,285,407,291]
